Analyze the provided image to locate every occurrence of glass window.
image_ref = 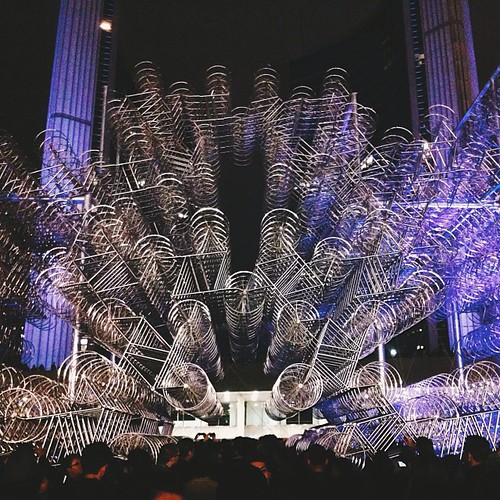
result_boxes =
[175,410,195,421]
[245,401,278,426]
[208,403,231,426]
[286,407,313,425]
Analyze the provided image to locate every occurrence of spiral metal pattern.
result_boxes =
[224,271,266,362]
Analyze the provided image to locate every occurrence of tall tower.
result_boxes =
[403,0,480,368]
[23,0,117,368]
[404,0,479,137]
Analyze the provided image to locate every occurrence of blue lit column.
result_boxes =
[24,0,116,368]
[404,0,480,369]
[419,0,479,123]
[420,0,480,369]
[43,0,103,178]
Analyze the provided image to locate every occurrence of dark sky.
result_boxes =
[1,0,498,158]
[469,0,500,87]
[114,0,387,97]
[1,1,60,158]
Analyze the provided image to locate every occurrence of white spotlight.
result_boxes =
[99,20,112,32]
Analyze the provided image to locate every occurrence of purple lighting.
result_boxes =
[0,62,499,460]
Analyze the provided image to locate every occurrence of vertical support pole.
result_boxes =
[236,394,246,437]
[99,84,108,162]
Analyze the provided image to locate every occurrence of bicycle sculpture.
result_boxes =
[1,62,499,460]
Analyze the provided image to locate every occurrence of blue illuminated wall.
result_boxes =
[24,0,116,368]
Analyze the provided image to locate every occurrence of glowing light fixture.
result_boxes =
[99,20,112,32]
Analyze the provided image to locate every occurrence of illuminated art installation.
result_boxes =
[0,63,499,461]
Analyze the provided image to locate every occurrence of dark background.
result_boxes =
[2,0,499,160]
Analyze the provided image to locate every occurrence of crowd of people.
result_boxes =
[0,432,498,499]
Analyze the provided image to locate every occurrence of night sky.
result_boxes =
[1,0,498,161]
